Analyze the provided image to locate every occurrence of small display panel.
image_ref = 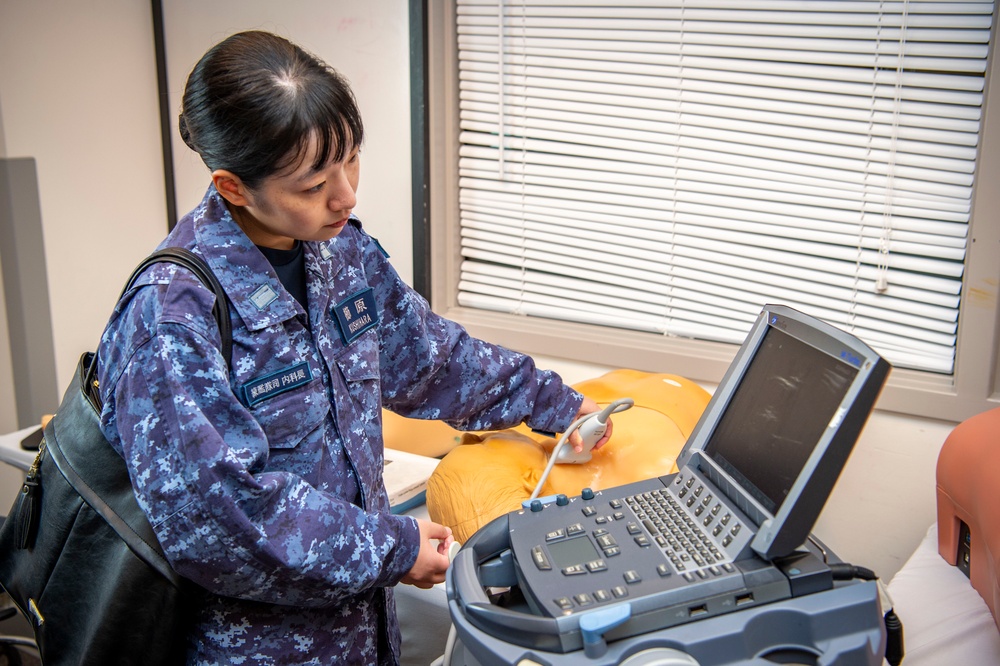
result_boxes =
[547,537,601,569]
[704,326,859,515]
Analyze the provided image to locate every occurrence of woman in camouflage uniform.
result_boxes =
[97,30,609,665]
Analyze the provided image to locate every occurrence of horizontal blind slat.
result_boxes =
[455,0,990,374]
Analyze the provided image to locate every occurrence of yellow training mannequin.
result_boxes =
[425,369,712,544]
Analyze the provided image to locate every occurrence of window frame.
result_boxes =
[424,0,1000,423]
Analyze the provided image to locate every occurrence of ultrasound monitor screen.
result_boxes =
[704,325,859,515]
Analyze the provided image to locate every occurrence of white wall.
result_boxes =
[0,88,17,502]
[0,1,168,413]
[0,97,13,436]
[0,0,965,582]
[0,107,17,498]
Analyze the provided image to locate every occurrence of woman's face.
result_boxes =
[230,134,361,250]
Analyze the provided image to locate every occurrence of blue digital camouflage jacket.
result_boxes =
[97,186,583,665]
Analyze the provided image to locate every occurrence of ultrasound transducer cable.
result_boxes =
[529,398,635,501]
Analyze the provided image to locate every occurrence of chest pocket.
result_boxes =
[245,364,329,450]
[333,329,383,458]
[335,327,380,397]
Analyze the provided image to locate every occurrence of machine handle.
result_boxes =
[580,604,633,659]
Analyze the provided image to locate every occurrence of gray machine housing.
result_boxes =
[446,513,886,665]
[444,305,891,665]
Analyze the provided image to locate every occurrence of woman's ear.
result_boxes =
[211,170,251,207]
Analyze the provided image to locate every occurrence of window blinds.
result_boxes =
[455,0,993,374]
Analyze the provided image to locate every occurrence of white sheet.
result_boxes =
[886,524,1000,665]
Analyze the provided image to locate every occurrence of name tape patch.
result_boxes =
[242,361,312,407]
[333,287,379,344]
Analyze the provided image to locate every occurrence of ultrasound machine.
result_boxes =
[442,304,897,666]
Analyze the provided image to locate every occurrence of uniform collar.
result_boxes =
[187,187,349,332]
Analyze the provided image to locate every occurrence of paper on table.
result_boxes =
[384,447,439,514]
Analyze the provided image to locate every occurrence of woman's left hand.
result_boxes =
[400,519,453,589]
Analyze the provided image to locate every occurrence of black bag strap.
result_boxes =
[83,247,232,405]
[124,248,232,364]
[47,248,231,588]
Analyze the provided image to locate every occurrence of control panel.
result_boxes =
[508,474,789,629]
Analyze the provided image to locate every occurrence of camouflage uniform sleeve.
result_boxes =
[110,318,420,606]
[359,233,584,434]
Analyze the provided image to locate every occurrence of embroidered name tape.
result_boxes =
[333,287,379,344]
[242,361,312,407]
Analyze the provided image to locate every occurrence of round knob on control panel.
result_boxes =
[581,487,595,501]
[530,499,543,512]
[556,494,569,506]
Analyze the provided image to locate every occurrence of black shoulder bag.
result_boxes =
[0,248,231,666]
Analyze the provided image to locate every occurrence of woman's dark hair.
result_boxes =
[179,30,364,189]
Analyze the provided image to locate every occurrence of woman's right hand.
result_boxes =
[400,518,453,589]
